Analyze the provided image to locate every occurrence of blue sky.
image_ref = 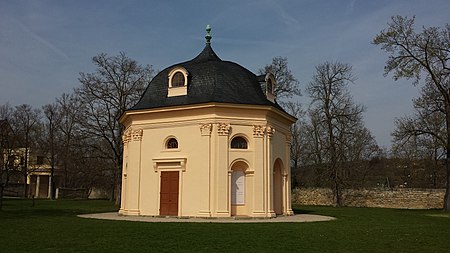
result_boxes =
[0,0,449,147]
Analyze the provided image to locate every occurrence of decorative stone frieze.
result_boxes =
[266,125,275,139]
[217,123,231,136]
[122,129,132,144]
[132,128,143,141]
[200,123,213,136]
[253,125,265,138]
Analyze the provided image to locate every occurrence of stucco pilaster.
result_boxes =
[198,123,213,217]
[215,123,230,216]
[266,125,276,217]
[124,127,143,215]
[119,129,131,214]
[252,125,266,217]
[285,134,294,215]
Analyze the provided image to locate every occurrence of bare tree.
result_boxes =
[283,101,306,188]
[11,104,41,197]
[259,56,301,99]
[41,103,62,199]
[56,93,80,188]
[1,104,16,209]
[392,82,446,188]
[373,15,450,210]
[306,61,375,206]
[75,52,154,203]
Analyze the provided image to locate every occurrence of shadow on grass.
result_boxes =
[0,198,118,219]
[292,207,315,214]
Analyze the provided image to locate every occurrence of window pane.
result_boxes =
[231,137,247,149]
[172,72,185,87]
[267,79,273,93]
[167,138,178,149]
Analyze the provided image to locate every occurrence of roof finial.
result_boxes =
[205,25,212,44]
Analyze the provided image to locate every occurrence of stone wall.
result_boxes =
[56,188,89,199]
[292,187,445,209]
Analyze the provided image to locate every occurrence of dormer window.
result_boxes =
[265,73,276,103]
[172,72,185,87]
[168,67,189,97]
[267,78,274,94]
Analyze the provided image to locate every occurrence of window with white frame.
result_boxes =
[168,67,189,97]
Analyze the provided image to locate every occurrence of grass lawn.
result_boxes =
[1,198,449,252]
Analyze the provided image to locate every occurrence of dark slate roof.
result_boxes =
[130,44,285,112]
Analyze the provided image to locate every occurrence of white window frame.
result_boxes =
[265,73,276,103]
[168,67,189,97]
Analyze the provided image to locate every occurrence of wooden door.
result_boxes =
[159,171,179,216]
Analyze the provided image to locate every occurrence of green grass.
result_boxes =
[1,198,450,252]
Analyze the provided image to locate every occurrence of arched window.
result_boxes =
[171,72,185,87]
[166,138,178,149]
[264,73,276,103]
[231,136,248,149]
[168,67,189,97]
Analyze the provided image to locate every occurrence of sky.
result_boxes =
[0,0,449,148]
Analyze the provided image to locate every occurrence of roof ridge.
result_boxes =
[191,44,221,63]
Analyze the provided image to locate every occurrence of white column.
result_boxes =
[36,175,40,198]
[47,175,52,198]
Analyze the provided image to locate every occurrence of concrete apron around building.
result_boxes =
[78,212,336,223]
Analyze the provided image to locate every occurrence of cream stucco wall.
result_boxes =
[119,103,295,218]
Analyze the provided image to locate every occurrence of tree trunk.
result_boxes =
[332,165,342,207]
[22,172,28,198]
[114,161,121,205]
[0,185,4,210]
[444,158,450,211]
[444,96,450,211]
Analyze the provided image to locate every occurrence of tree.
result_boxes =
[306,61,376,206]
[391,82,446,188]
[41,103,62,199]
[373,15,450,210]
[283,101,306,188]
[1,104,15,209]
[75,52,154,203]
[258,56,301,99]
[56,93,81,188]
[11,104,41,197]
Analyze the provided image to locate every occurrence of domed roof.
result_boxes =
[130,43,283,111]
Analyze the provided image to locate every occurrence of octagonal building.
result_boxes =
[119,27,296,218]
